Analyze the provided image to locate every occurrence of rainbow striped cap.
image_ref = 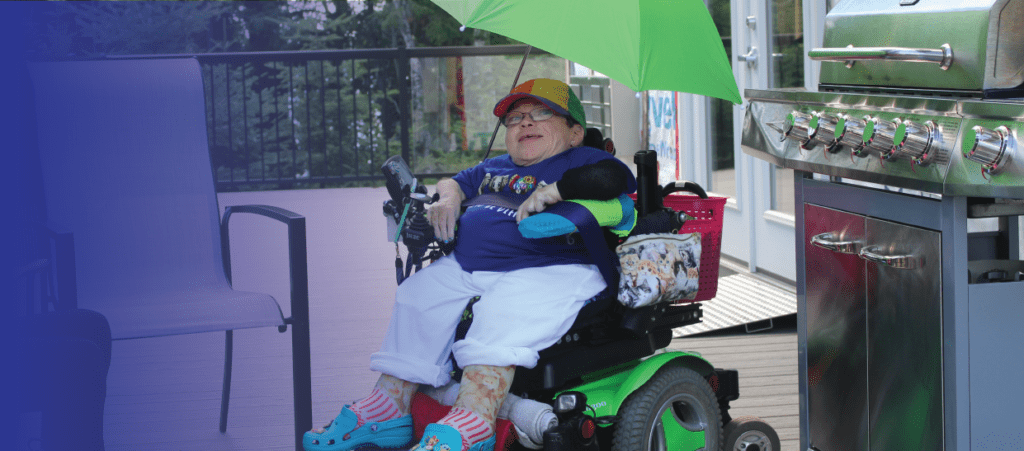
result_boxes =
[493,78,586,129]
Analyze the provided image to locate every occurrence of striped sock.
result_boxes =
[438,407,493,450]
[349,387,403,428]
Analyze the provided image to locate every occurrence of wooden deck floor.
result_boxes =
[669,329,799,451]
[21,187,800,451]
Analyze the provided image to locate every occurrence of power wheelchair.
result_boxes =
[380,138,779,451]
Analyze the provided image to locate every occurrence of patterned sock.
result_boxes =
[438,407,493,450]
[348,387,403,427]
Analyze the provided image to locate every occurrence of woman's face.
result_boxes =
[503,99,583,166]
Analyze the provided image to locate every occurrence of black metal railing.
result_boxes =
[113,46,612,192]
[198,48,413,191]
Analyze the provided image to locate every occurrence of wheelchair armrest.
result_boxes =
[220,204,309,328]
[540,201,620,289]
[223,204,304,225]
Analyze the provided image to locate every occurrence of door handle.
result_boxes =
[859,246,917,270]
[810,232,861,254]
[737,47,757,68]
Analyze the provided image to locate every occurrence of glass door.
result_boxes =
[768,0,803,218]
[676,0,822,281]
[704,0,749,266]
[706,0,735,203]
[722,0,812,281]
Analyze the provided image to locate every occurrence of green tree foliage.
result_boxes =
[397,0,518,47]
[24,1,539,190]
[28,2,240,59]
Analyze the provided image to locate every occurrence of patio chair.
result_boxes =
[28,58,312,450]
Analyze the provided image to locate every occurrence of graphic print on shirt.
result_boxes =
[477,172,545,195]
[478,204,516,218]
[511,175,536,194]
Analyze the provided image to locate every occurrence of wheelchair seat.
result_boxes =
[507,291,703,397]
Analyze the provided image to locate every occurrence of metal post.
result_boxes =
[206,64,218,181]
[367,73,373,177]
[219,330,233,432]
[288,217,312,451]
[336,61,344,179]
[226,63,234,185]
[634,149,662,216]
[320,60,327,183]
[290,64,296,184]
[793,171,809,451]
[352,59,357,175]
[398,45,411,165]
[242,63,250,184]
[274,62,283,181]
[305,61,312,180]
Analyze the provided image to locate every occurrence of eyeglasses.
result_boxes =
[503,107,557,127]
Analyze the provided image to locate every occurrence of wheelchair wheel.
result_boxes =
[723,416,780,451]
[610,365,722,451]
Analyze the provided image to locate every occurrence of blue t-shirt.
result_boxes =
[451,146,637,272]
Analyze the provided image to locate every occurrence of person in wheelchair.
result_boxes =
[304,78,636,451]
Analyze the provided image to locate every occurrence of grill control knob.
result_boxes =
[782,111,815,146]
[863,117,901,160]
[963,125,1014,174]
[895,120,937,165]
[811,112,841,151]
[835,114,869,155]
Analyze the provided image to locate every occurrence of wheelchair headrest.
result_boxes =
[583,127,615,155]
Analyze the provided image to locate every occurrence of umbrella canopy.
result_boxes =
[432,0,741,104]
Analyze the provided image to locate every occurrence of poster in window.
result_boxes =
[646,90,679,185]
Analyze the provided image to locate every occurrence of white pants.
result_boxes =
[369,254,606,387]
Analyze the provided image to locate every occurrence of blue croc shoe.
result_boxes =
[302,406,413,451]
[410,423,496,451]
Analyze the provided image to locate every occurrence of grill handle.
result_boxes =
[808,44,952,70]
[810,232,861,255]
[859,246,917,270]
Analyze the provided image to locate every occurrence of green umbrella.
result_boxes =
[432,0,741,104]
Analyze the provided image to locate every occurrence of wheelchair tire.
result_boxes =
[610,365,722,451]
[723,416,780,451]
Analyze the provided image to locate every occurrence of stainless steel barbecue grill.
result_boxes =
[741,1,1024,450]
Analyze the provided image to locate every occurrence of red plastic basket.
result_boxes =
[630,193,728,303]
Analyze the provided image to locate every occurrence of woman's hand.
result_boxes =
[429,179,464,243]
[516,182,563,223]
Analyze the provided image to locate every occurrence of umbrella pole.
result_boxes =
[481,45,532,162]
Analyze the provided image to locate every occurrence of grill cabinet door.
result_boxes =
[804,204,868,451]
[864,218,943,451]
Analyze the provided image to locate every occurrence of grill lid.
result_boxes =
[812,0,1024,97]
